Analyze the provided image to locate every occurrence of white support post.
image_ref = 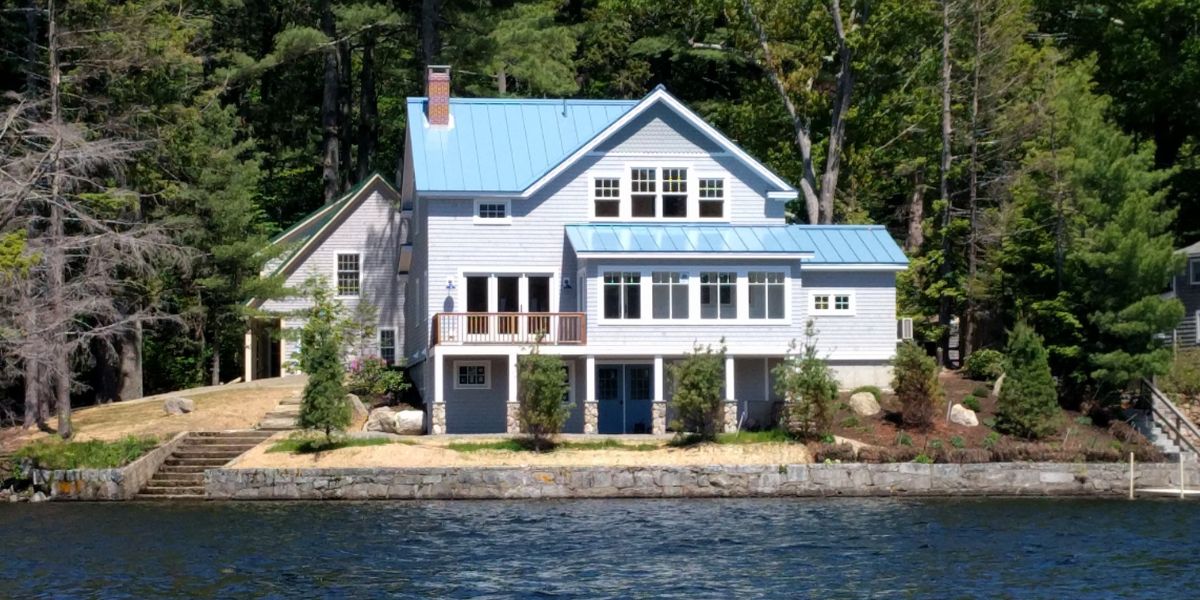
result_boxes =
[584,355,598,434]
[725,356,736,401]
[652,355,666,435]
[431,349,446,434]
[506,352,520,434]
[724,355,738,433]
[243,330,253,383]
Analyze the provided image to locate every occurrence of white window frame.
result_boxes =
[379,328,396,366]
[589,163,743,221]
[335,252,362,298]
[651,271,690,320]
[473,199,512,224]
[699,270,739,321]
[1190,258,1200,285]
[809,291,856,316]
[590,175,623,220]
[601,271,642,320]
[454,360,491,390]
[748,271,786,320]
[696,176,727,220]
[595,265,790,325]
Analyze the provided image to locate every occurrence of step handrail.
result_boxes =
[1142,378,1200,458]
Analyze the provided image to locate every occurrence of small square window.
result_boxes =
[813,295,830,311]
[478,203,506,219]
[835,295,850,310]
[455,362,489,389]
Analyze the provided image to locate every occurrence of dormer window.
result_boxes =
[699,178,725,218]
[593,178,620,217]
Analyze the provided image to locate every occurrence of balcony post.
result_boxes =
[506,352,520,434]
[652,355,666,435]
[431,349,446,435]
[584,355,598,434]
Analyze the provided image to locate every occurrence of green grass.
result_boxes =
[14,435,161,470]
[268,436,397,454]
[716,429,793,444]
[446,438,660,453]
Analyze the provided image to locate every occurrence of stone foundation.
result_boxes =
[506,402,520,434]
[652,401,667,435]
[723,402,738,433]
[583,401,598,434]
[205,462,1195,500]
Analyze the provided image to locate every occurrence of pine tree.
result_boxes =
[995,322,1059,439]
[892,342,942,429]
[669,342,727,441]
[517,343,570,451]
[297,277,349,442]
[773,321,840,439]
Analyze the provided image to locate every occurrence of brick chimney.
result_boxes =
[426,66,451,126]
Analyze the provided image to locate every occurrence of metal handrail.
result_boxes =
[1142,378,1200,458]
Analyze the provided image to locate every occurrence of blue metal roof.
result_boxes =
[406,98,637,193]
[564,224,908,265]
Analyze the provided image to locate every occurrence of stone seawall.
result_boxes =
[44,432,188,501]
[205,462,1197,500]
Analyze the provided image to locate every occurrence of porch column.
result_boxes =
[431,350,446,434]
[506,353,520,434]
[652,355,666,435]
[243,329,253,383]
[723,355,738,433]
[584,355,598,434]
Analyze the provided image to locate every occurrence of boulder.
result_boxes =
[992,373,1006,397]
[345,394,369,421]
[848,392,881,417]
[363,407,395,433]
[392,410,425,435]
[163,396,194,416]
[30,491,47,503]
[949,403,979,427]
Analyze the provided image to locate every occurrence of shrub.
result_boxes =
[949,435,966,449]
[850,385,883,403]
[345,356,410,404]
[1162,348,1200,403]
[896,432,913,446]
[14,436,160,470]
[983,431,1001,449]
[972,385,992,398]
[892,342,942,430]
[840,415,861,428]
[809,442,857,462]
[517,345,571,450]
[961,395,981,412]
[963,349,1005,381]
[774,322,840,440]
[914,453,933,464]
[669,342,727,441]
[297,277,351,442]
[1108,421,1143,444]
[995,322,1060,440]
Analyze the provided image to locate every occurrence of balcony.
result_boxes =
[433,312,587,345]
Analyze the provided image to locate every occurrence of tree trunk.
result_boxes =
[818,0,858,225]
[338,38,353,191]
[937,0,954,367]
[47,0,72,439]
[962,3,982,362]
[210,341,221,387]
[497,64,507,94]
[319,0,341,204]
[420,0,442,69]
[117,322,143,401]
[356,33,378,181]
[906,167,925,252]
[23,360,39,429]
[92,339,119,404]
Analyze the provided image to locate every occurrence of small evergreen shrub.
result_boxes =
[298,278,351,442]
[995,322,1060,440]
[517,345,571,450]
[972,385,992,398]
[892,342,942,430]
[949,435,966,449]
[774,322,840,440]
[850,385,883,403]
[963,349,1004,381]
[859,446,919,463]
[983,431,1001,449]
[1162,348,1200,403]
[346,356,410,404]
[962,395,981,412]
[896,432,913,447]
[669,343,727,441]
[914,453,933,464]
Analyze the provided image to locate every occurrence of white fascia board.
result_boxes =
[802,264,909,272]
[418,190,520,199]
[576,252,815,261]
[431,344,895,361]
[520,87,797,199]
[767,191,798,200]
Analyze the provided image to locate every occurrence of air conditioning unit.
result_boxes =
[898,317,914,341]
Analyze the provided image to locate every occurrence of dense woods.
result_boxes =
[0,0,1195,434]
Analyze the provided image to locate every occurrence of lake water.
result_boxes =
[0,498,1195,598]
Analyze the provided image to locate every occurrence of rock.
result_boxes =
[163,396,195,415]
[950,403,979,427]
[345,394,369,420]
[8,494,18,503]
[848,392,881,417]
[392,410,424,435]
[29,491,47,503]
[992,373,1005,397]
[363,407,395,432]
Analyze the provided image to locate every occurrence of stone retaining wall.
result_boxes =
[205,462,1197,500]
[44,432,188,501]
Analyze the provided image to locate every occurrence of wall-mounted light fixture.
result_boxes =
[561,277,573,290]
[445,276,457,291]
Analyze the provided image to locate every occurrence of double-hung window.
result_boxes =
[748,272,785,319]
[336,253,360,297]
[811,292,853,315]
[593,177,620,217]
[698,178,725,218]
[631,168,657,217]
[700,272,737,319]
[662,168,688,217]
[603,272,641,319]
[652,272,689,319]
[379,329,396,365]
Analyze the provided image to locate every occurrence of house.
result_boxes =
[1168,240,1200,348]
[246,66,909,435]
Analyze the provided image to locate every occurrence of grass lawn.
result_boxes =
[268,435,401,454]
[13,435,161,470]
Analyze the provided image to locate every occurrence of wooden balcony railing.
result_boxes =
[433,312,586,345]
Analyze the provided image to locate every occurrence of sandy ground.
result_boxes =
[2,376,306,447]
[233,434,814,469]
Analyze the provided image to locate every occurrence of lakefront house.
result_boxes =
[245,66,910,435]
[1168,240,1200,348]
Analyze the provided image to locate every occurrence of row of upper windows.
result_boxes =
[601,270,786,323]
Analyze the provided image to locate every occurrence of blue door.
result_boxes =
[597,364,654,434]
[597,365,623,434]
[624,365,653,434]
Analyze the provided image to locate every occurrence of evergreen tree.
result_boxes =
[892,342,942,429]
[297,277,350,442]
[773,321,840,439]
[669,342,727,440]
[517,343,570,451]
[995,322,1059,439]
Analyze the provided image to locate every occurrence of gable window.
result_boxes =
[662,168,688,218]
[1191,258,1200,285]
[455,361,490,389]
[631,168,657,217]
[474,199,511,224]
[336,253,360,297]
[748,272,785,319]
[699,178,725,218]
[379,329,396,365]
[700,271,737,319]
[593,178,620,217]
[652,271,689,319]
[603,272,641,319]
[811,292,854,315]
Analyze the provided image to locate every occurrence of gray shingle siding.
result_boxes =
[1175,256,1200,347]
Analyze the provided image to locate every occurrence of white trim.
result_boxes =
[595,264,792,326]
[334,252,363,298]
[1190,258,1200,285]
[434,344,897,361]
[453,360,491,390]
[378,327,397,365]
[808,290,856,316]
[456,267,558,314]
[801,264,908,271]
[521,87,796,199]
[576,252,814,260]
[473,198,512,225]
[767,191,797,200]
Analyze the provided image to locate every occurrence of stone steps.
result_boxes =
[137,430,271,500]
[257,395,302,431]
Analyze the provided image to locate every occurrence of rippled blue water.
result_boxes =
[0,498,1195,599]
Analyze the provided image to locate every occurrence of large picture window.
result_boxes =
[603,272,641,319]
[748,272,785,319]
[652,271,689,319]
[700,271,737,320]
[336,253,360,297]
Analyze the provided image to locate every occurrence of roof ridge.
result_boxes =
[406,97,638,105]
